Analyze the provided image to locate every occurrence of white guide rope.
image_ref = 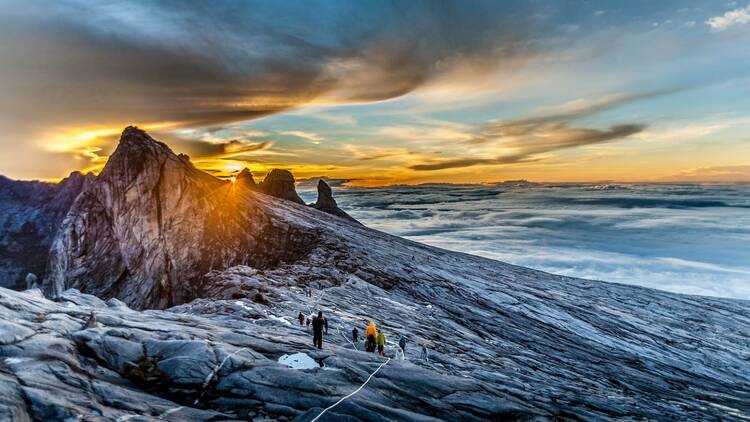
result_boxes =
[310,357,391,422]
[194,347,250,405]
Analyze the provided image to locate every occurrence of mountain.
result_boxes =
[310,179,360,224]
[0,171,94,289]
[259,169,306,205]
[0,127,749,421]
[44,127,332,309]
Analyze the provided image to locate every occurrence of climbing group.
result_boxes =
[359,320,409,360]
[299,293,428,361]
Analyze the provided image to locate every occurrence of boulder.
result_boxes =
[259,169,305,204]
[311,179,360,224]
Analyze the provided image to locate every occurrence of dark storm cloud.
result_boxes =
[0,1,531,132]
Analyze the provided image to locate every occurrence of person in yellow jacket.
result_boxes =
[365,321,377,353]
[376,330,386,356]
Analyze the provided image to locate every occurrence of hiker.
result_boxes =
[376,330,386,356]
[421,343,428,361]
[324,316,329,335]
[25,272,38,290]
[365,321,377,353]
[395,346,405,361]
[312,311,325,349]
[399,335,407,355]
[298,312,305,326]
[83,311,97,329]
[352,327,359,343]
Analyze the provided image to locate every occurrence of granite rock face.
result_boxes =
[0,288,542,421]
[43,127,321,310]
[3,259,750,422]
[235,168,257,190]
[2,127,750,421]
[0,171,94,289]
[311,179,360,224]
[259,169,305,205]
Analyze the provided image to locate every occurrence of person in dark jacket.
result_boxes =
[352,327,359,343]
[312,311,325,349]
[324,317,329,335]
[399,335,406,354]
[298,312,305,326]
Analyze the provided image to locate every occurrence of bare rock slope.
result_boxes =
[0,127,748,421]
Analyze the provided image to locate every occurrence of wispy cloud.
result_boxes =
[706,5,750,31]
[281,131,324,144]
[407,91,669,171]
[660,165,750,182]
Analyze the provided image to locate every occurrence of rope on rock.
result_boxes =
[306,289,325,317]
[194,347,251,405]
[157,406,184,420]
[337,323,358,351]
[310,357,391,422]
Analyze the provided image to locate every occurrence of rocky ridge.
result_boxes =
[0,127,749,421]
[43,127,328,309]
[311,179,360,224]
[0,171,94,289]
[259,169,305,205]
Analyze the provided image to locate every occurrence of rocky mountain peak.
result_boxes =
[235,168,257,189]
[312,179,360,224]
[56,171,95,193]
[43,128,324,309]
[259,169,304,204]
[315,179,336,207]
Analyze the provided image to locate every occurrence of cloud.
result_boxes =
[0,1,550,179]
[706,5,750,31]
[410,154,543,171]
[333,183,750,299]
[660,165,750,182]
[156,132,272,158]
[0,1,531,136]
[407,91,659,171]
[281,131,324,144]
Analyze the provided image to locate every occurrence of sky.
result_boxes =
[297,182,750,299]
[1,0,749,185]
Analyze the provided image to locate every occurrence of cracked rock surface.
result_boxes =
[1,127,749,421]
[3,253,750,422]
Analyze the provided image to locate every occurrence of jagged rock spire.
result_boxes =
[235,168,257,190]
[259,169,305,204]
[312,179,360,224]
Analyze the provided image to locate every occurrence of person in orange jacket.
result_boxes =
[365,321,377,353]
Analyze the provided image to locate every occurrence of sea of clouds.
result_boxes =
[299,182,750,299]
